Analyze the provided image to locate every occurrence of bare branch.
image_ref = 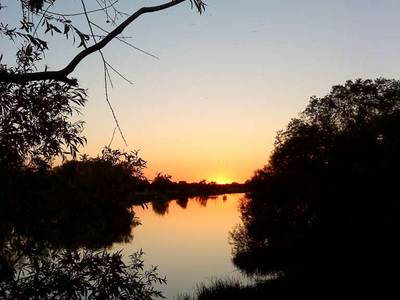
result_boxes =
[0,0,187,85]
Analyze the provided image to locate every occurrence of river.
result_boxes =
[114,193,248,299]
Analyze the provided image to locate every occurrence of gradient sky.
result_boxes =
[2,0,400,183]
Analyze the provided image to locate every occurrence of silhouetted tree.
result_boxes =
[0,147,147,249]
[1,1,206,168]
[151,173,174,191]
[231,78,400,293]
[0,75,87,169]
[0,234,166,300]
[0,1,206,85]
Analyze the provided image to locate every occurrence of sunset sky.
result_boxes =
[3,0,400,183]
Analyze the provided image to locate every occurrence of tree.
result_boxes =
[151,172,173,191]
[0,74,87,168]
[231,78,400,292]
[0,0,206,167]
[0,235,167,300]
[0,0,206,85]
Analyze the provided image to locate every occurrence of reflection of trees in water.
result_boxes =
[230,194,316,278]
[152,200,170,216]
[0,197,138,250]
[0,201,145,297]
[195,195,218,207]
[0,152,145,249]
[0,150,164,298]
[0,193,162,298]
[196,196,209,207]
[149,195,220,215]
[27,208,135,249]
[176,196,189,209]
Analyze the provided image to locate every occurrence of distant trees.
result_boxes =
[152,172,174,191]
[149,174,246,198]
[232,79,400,291]
[0,147,147,249]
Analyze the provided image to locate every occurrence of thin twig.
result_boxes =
[90,21,159,60]
[105,61,134,85]
[47,0,121,17]
[108,126,117,147]
[81,0,127,146]
[104,67,128,147]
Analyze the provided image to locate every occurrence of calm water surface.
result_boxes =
[114,193,248,299]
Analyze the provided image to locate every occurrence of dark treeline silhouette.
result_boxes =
[183,78,400,299]
[233,78,400,296]
[135,173,247,203]
[0,142,242,298]
[0,2,206,298]
[0,143,245,249]
[0,147,146,249]
[0,147,168,298]
[130,173,246,216]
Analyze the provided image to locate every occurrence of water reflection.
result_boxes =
[1,193,247,299]
[0,192,145,298]
[115,193,248,299]
[152,199,170,216]
[0,205,137,250]
[176,196,189,209]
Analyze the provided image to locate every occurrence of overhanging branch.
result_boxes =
[0,0,187,85]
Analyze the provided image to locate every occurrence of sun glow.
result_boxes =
[210,177,233,185]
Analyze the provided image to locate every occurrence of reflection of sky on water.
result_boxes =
[114,193,248,299]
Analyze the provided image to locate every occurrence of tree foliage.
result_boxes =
[1,0,207,168]
[0,78,86,168]
[232,79,400,290]
[0,237,166,300]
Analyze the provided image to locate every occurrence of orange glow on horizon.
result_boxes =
[208,176,234,185]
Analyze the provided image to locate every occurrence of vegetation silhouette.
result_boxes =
[178,278,288,300]
[151,199,170,216]
[0,2,216,298]
[0,233,166,300]
[182,78,400,299]
[0,147,146,249]
[0,74,87,169]
[135,173,247,204]
[0,147,167,298]
[232,78,399,295]
[176,196,189,209]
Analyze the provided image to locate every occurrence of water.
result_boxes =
[114,193,248,299]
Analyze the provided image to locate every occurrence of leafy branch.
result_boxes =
[0,0,206,85]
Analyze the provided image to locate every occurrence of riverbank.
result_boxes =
[130,183,249,205]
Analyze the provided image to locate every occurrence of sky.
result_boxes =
[2,0,400,183]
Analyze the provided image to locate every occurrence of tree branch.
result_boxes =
[0,0,186,85]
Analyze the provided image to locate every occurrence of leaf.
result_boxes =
[64,24,70,35]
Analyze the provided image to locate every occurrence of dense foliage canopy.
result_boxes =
[231,78,400,294]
